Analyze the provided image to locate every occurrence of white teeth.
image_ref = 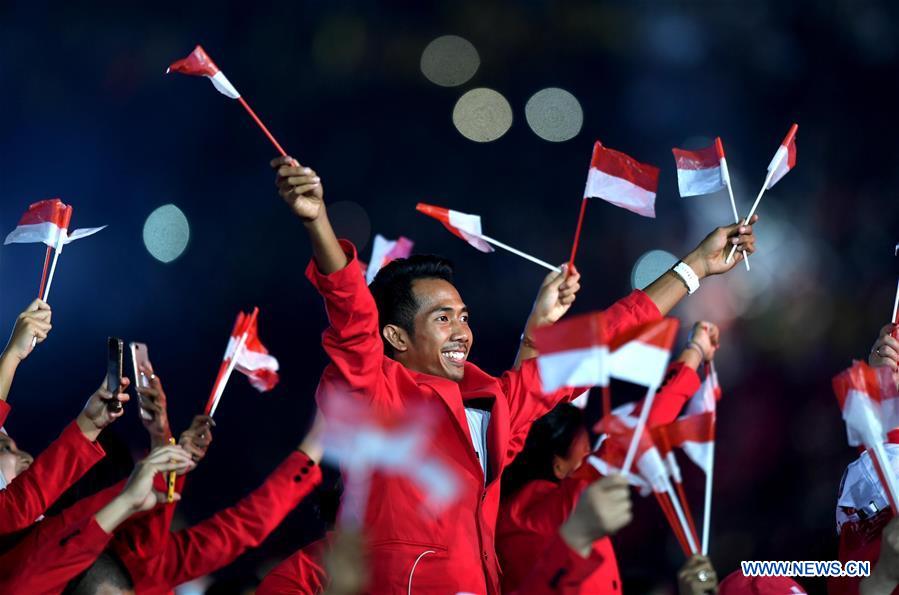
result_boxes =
[443,351,465,362]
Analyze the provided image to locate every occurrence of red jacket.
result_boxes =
[113,450,322,595]
[0,480,123,593]
[0,400,9,427]
[256,536,329,594]
[258,531,609,595]
[0,419,106,535]
[306,241,661,594]
[829,511,894,595]
[497,362,700,594]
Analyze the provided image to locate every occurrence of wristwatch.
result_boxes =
[671,261,700,295]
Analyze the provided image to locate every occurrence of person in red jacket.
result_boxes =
[830,324,899,595]
[0,443,195,594]
[269,155,756,593]
[497,321,718,593]
[0,376,130,535]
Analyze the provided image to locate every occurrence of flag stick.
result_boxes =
[654,491,690,557]
[237,97,287,157]
[622,383,658,474]
[208,337,246,418]
[892,277,899,324]
[721,160,750,271]
[567,198,588,268]
[726,167,776,264]
[701,440,715,555]
[32,237,64,349]
[667,482,699,554]
[167,436,177,503]
[37,246,52,298]
[478,234,561,273]
[674,479,700,547]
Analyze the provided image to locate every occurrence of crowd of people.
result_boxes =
[0,155,898,594]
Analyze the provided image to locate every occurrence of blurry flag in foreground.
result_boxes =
[4,199,105,248]
[364,234,414,284]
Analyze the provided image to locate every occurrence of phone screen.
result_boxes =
[106,337,123,412]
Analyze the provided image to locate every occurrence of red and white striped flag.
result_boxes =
[608,318,679,388]
[321,394,460,525]
[166,45,240,99]
[672,138,726,197]
[364,234,414,284]
[533,311,607,392]
[4,199,105,248]
[205,307,279,416]
[683,362,721,416]
[415,203,493,253]
[584,141,660,218]
[660,412,716,475]
[833,360,899,448]
[765,123,798,189]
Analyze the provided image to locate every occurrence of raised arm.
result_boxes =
[0,299,52,413]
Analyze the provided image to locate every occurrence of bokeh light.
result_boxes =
[142,204,189,263]
[452,88,513,142]
[420,35,480,87]
[525,87,583,142]
[630,249,678,290]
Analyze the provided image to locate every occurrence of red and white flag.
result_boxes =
[415,203,493,253]
[4,199,105,248]
[364,234,414,284]
[166,45,240,99]
[321,394,460,524]
[660,412,716,475]
[765,123,798,189]
[672,138,727,197]
[533,312,608,392]
[584,141,660,218]
[608,318,679,388]
[833,360,899,448]
[205,307,279,416]
[683,362,721,416]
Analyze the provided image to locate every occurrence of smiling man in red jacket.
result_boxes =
[270,155,756,594]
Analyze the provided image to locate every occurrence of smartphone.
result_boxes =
[106,337,124,413]
[129,342,153,421]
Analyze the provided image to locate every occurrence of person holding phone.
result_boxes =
[0,373,130,535]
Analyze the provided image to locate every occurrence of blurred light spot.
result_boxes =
[421,35,479,87]
[328,201,372,253]
[631,250,677,290]
[525,88,583,142]
[645,14,704,66]
[453,88,512,142]
[143,204,189,263]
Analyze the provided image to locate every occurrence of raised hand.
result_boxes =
[684,215,758,278]
[688,321,720,362]
[76,376,130,442]
[136,364,172,447]
[560,474,633,556]
[271,156,325,223]
[3,299,52,361]
[529,265,582,328]
[678,555,719,595]
[179,415,215,463]
[118,445,195,512]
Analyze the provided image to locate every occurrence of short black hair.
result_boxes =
[63,550,134,594]
[368,254,455,353]
[501,403,585,500]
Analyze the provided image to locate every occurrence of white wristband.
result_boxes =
[672,261,700,295]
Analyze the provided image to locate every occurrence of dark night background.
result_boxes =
[2,1,898,592]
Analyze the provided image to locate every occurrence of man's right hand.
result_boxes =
[271,156,325,223]
[2,299,52,362]
[179,415,215,463]
[136,364,172,447]
[560,474,633,556]
[76,377,130,442]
